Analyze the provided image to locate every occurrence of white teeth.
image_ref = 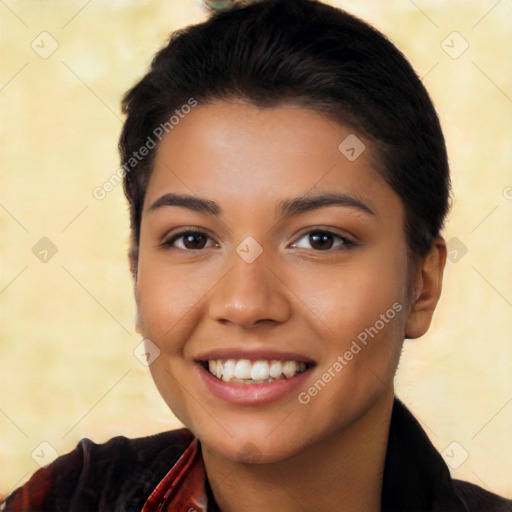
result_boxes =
[204,358,310,384]
[216,360,224,379]
[223,359,236,381]
[234,359,252,379]
[251,360,270,381]
[269,360,283,379]
[283,361,298,378]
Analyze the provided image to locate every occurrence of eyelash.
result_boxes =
[160,228,355,252]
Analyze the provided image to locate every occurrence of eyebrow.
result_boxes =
[147,191,375,218]
[147,193,220,216]
[277,192,375,218]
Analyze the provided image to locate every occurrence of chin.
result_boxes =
[201,432,302,465]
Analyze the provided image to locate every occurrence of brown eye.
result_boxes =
[291,229,353,251]
[162,230,216,251]
[182,233,208,249]
[309,231,334,250]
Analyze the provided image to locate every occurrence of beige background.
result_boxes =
[1,0,511,500]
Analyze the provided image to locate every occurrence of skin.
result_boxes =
[131,102,447,511]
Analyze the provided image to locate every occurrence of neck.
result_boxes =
[202,390,394,512]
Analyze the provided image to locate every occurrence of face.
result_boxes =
[134,102,413,463]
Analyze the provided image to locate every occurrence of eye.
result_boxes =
[161,230,218,251]
[290,229,353,251]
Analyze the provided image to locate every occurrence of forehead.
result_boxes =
[145,102,401,218]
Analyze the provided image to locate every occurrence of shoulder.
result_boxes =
[383,398,512,511]
[1,428,193,512]
[452,479,512,512]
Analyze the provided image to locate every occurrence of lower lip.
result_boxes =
[196,363,313,406]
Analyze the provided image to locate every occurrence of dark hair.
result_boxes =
[119,0,451,263]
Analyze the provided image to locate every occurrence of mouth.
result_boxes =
[197,358,315,385]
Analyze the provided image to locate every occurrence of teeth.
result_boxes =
[204,358,310,384]
[234,359,252,379]
[223,359,236,381]
[269,360,283,378]
[216,360,223,380]
[283,361,298,378]
[251,360,270,380]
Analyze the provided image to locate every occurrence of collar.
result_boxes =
[381,397,467,511]
[141,436,208,512]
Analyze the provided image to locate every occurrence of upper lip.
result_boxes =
[194,347,316,364]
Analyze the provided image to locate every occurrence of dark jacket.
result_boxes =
[2,397,511,511]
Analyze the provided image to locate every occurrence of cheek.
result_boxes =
[135,253,214,353]
[135,256,209,424]
[289,249,407,346]
[326,249,409,385]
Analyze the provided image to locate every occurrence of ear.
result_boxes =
[404,237,447,339]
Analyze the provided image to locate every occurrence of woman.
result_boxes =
[3,0,511,510]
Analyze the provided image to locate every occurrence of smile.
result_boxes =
[200,358,313,384]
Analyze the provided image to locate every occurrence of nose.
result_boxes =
[208,249,291,329]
